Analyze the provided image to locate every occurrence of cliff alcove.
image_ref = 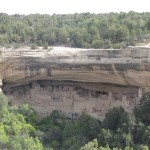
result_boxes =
[1,46,150,119]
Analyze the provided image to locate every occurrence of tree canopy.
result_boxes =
[0,93,43,149]
[1,12,150,48]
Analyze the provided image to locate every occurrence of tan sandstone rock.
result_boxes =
[1,46,150,119]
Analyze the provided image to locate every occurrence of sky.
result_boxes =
[0,0,150,15]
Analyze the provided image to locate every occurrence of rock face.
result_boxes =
[1,46,150,119]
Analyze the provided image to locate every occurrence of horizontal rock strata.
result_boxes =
[1,46,150,119]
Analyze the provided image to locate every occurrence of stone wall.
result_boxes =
[4,80,141,120]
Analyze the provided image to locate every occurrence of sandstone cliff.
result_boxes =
[1,46,150,120]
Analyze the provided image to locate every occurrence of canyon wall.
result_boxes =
[1,46,150,119]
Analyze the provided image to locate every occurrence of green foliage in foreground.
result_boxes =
[1,92,150,149]
[80,139,149,150]
[0,93,43,150]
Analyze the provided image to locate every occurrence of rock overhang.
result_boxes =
[1,46,150,88]
[0,46,150,119]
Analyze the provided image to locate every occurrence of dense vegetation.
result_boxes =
[1,12,150,49]
[0,94,43,149]
[0,92,150,149]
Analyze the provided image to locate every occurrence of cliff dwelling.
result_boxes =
[3,80,141,120]
[1,46,149,120]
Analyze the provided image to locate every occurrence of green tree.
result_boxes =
[92,40,104,48]
[134,92,150,124]
[147,19,150,30]
[10,104,37,125]
[97,129,113,147]
[57,29,69,43]
[0,93,43,150]
[103,107,129,131]
[80,139,99,150]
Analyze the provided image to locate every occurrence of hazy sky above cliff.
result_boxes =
[0,0,149,15]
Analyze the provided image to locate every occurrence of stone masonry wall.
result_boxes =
[4,80,141,120]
